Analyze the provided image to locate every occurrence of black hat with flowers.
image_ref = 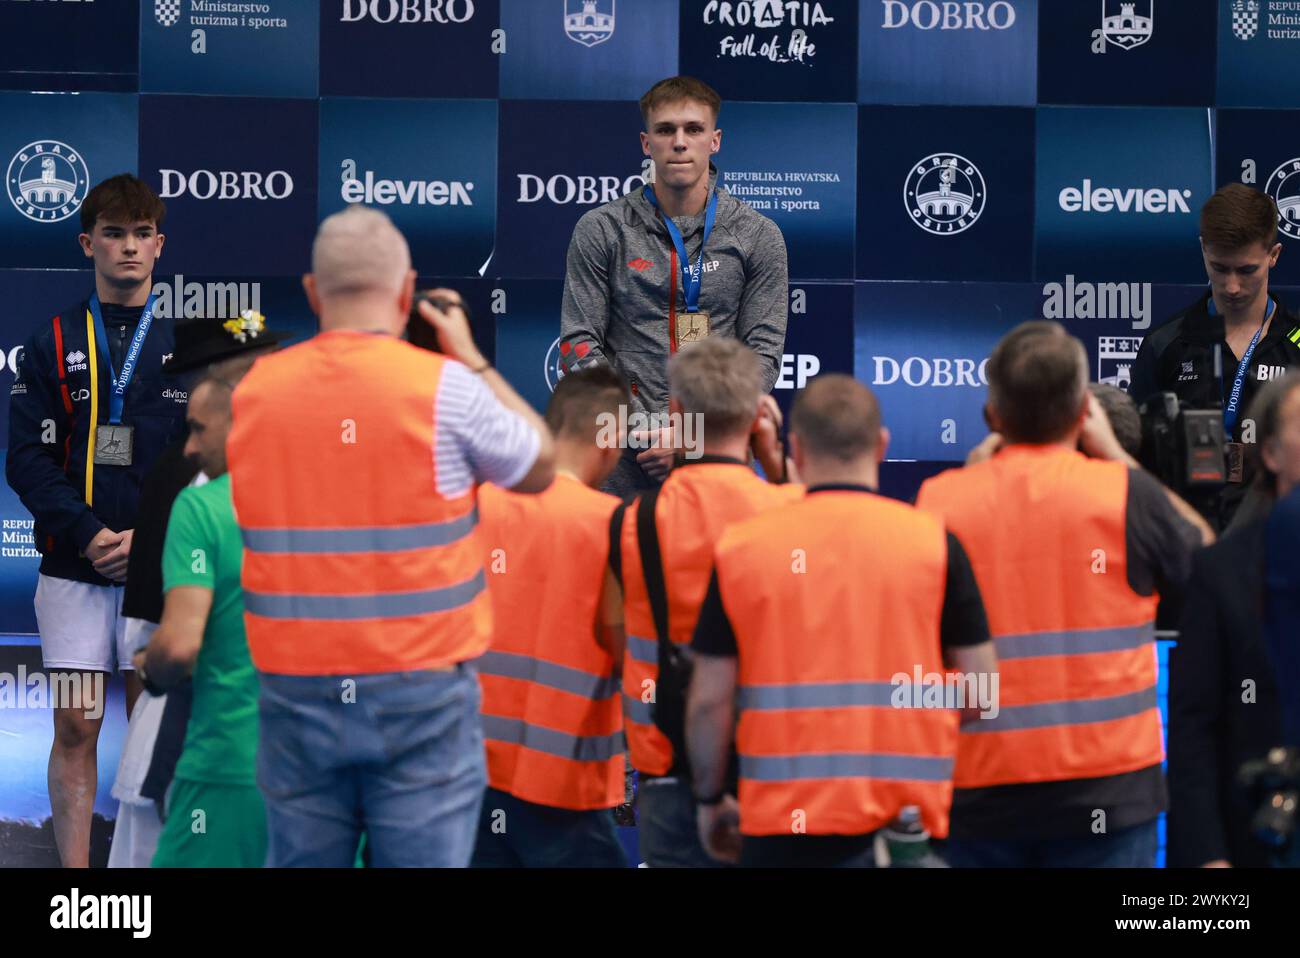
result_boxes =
[163,310,285,375]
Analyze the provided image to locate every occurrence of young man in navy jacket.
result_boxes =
[6,174,185,867]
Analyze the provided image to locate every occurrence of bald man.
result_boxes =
[226,207,555,867]
[687,376,994,867]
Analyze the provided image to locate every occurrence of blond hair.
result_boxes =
[667,338,761,438]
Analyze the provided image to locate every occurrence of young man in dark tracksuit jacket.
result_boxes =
[1167,372,1300,868]
[1129,185,1300,531]
[560,76,789,498]
[5,174,185,867]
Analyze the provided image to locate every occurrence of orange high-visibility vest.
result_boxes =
[620,460,802,776]
[916,444,1163,789]
[716,491,958,838]
[228,331,491,676]
[476,475,624,811]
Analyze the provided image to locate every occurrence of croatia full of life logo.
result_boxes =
[703,0,833,64]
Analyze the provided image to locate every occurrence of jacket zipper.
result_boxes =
[668,245,679,354]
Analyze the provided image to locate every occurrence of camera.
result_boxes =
[1137,392,1226,494]
[1238,746,1300,864]
[405,293,471,354]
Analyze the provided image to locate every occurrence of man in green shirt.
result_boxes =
[135,339,269,868]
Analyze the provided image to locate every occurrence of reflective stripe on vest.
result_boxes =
[479,650,619,702]
[625,633,657,664]
[738,681,899,710]
[994,622,1153,660]
[915,446,1164,788]
[244,568,485,620]
[719,492,958,838]
[481,715,624,763]
[963,684,1158,735]
[623,692,654,725]
[241,509,478,554]
[739,752,955,783]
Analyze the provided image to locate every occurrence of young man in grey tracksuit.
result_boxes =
[560,76,789,497]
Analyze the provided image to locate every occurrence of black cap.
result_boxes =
[163,311,285,375]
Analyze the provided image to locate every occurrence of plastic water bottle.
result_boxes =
[880,806,948,868]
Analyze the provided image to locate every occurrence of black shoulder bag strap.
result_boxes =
[635,485,669,652]
[607,499,629,588]
[634,485,694,777]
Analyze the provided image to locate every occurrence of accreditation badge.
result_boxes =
[93,424,134,467]
[675,311,711,346]
[1225,442,1245,484]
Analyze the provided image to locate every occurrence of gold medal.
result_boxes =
[93,424,134,466]
[675,311,710,346]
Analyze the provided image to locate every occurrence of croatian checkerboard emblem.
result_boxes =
[1232,0,1260,41]
[155,0,182,28]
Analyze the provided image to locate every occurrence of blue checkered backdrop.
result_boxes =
[0,0,1296,863]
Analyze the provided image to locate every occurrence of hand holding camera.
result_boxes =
[750,394,786,480]
[1081,392,1135,466]
[411,288,487,370]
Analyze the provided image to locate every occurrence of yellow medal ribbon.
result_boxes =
[83,309,100,507]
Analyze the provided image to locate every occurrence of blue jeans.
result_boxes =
[637,776,729,868]
[470,787,628,868]
[257,664,486,868]
[943,819,1159,868]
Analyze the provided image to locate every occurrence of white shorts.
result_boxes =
[34,573,131,673]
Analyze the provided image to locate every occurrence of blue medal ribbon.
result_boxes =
[1210,296,1275,435]
[87,291,158,426]
[643,184,719,313]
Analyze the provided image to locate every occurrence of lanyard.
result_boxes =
[643,185,718,313]
[87,292,157,425]
[1210,296,1275,434]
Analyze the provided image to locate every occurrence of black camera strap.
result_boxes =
[607,500,628,588]
[629,483,739,790]
[635,486,672,662]
[633,485,695,777]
